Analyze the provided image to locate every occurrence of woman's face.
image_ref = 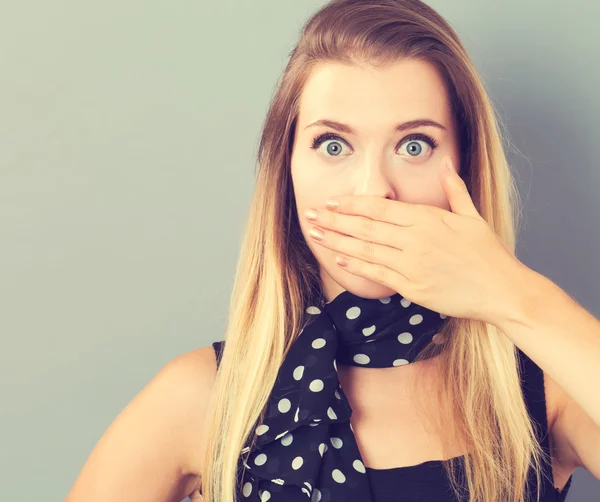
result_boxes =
[290,59,461,302]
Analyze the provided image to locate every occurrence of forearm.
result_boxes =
[492,267,600,428]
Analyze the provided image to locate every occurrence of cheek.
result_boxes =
[401,176,451,211]
[427,192,452,212]
[291,163,338,222]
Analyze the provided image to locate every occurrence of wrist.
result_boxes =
[489,262,557,332]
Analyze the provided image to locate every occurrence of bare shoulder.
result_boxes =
[544,369,600,481]
[542,370,562,432]
[159,345,220,474]
[64,345,218,502]
[542,370,579,487]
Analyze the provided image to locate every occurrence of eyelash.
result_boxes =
[309,132,439,156]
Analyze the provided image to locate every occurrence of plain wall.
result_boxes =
[1,0,598,500]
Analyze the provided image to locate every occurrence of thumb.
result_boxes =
[440,156,480,218]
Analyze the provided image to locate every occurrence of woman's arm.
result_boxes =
[492,268,600,479]
[64,347,218,502]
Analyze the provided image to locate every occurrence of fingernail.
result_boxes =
[336,255,348,267]
[326,199,339,210]
[305,209,318,221]
[309,227,324,241]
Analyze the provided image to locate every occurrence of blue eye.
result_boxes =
[310,132,349,156]
[403,140,424,156]
[310,132,439,158]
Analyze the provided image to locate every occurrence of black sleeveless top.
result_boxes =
[212,340,573,501]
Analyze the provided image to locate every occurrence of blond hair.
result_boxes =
[199,1,551,500]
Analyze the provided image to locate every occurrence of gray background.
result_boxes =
[1,0,598,500]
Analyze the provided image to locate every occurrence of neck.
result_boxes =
[336,353,443,404]
[320,269,344,303]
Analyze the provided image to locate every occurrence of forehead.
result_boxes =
[297,60,453,132]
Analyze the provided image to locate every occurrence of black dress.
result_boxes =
[212,340,573,501]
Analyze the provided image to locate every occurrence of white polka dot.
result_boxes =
[327,407,337,420]
[292,456,304,470]
[332,469,346,483]
[393,359,409,366]
[334,389,341,399]
[302,487,311,497]
[254,453,267,466]
[440,313,447,319]
[272,478,284,485]
[312,488,322,501]
[330,437,343,449]
[346,306,361,319]
[256,424,269,435]
[362,325,376,336]
[309,379,324,392]
[312,338,326,349]
[281,432,293,446]
[294,407,300,422]
[261,490,271,501]
[243,481,253,497]
[409,314,423,325]
[293,365,304,380]
[378,296,391,304]
[353,459,366,473]
[353,353,370,364]
[306,306,321,314]
[304,481,312,491]
[400,298,411,307]
[333,359,337,371]
[397,332,413,344]
[278,398,291,413]
[318,443,328,456]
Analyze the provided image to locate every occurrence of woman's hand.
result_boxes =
[303,156,531,325]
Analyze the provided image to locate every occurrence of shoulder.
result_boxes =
[518,347,581,475]
[516,347,592,472]
[516,348,562,444]
[541,370,562,437]
[131,346,220,477]
[515,349,580,491]
[541,369,572,467]
[517,348,560,430]
[163,346,220,472]
[544,367,600,478]
[165,345,219,399]
[64,345,219,501]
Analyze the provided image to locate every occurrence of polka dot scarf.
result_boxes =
[237,289,450,501]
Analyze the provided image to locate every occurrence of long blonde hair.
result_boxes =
[198,1,551,500]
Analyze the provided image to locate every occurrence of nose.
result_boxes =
[353,160,396,200]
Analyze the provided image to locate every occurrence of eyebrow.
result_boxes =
[303,118,448,134]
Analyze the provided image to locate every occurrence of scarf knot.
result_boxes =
[238,290,449,501]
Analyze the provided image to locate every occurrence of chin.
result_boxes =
[326,266,400,300]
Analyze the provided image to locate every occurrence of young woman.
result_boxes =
[65,1,600,501]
